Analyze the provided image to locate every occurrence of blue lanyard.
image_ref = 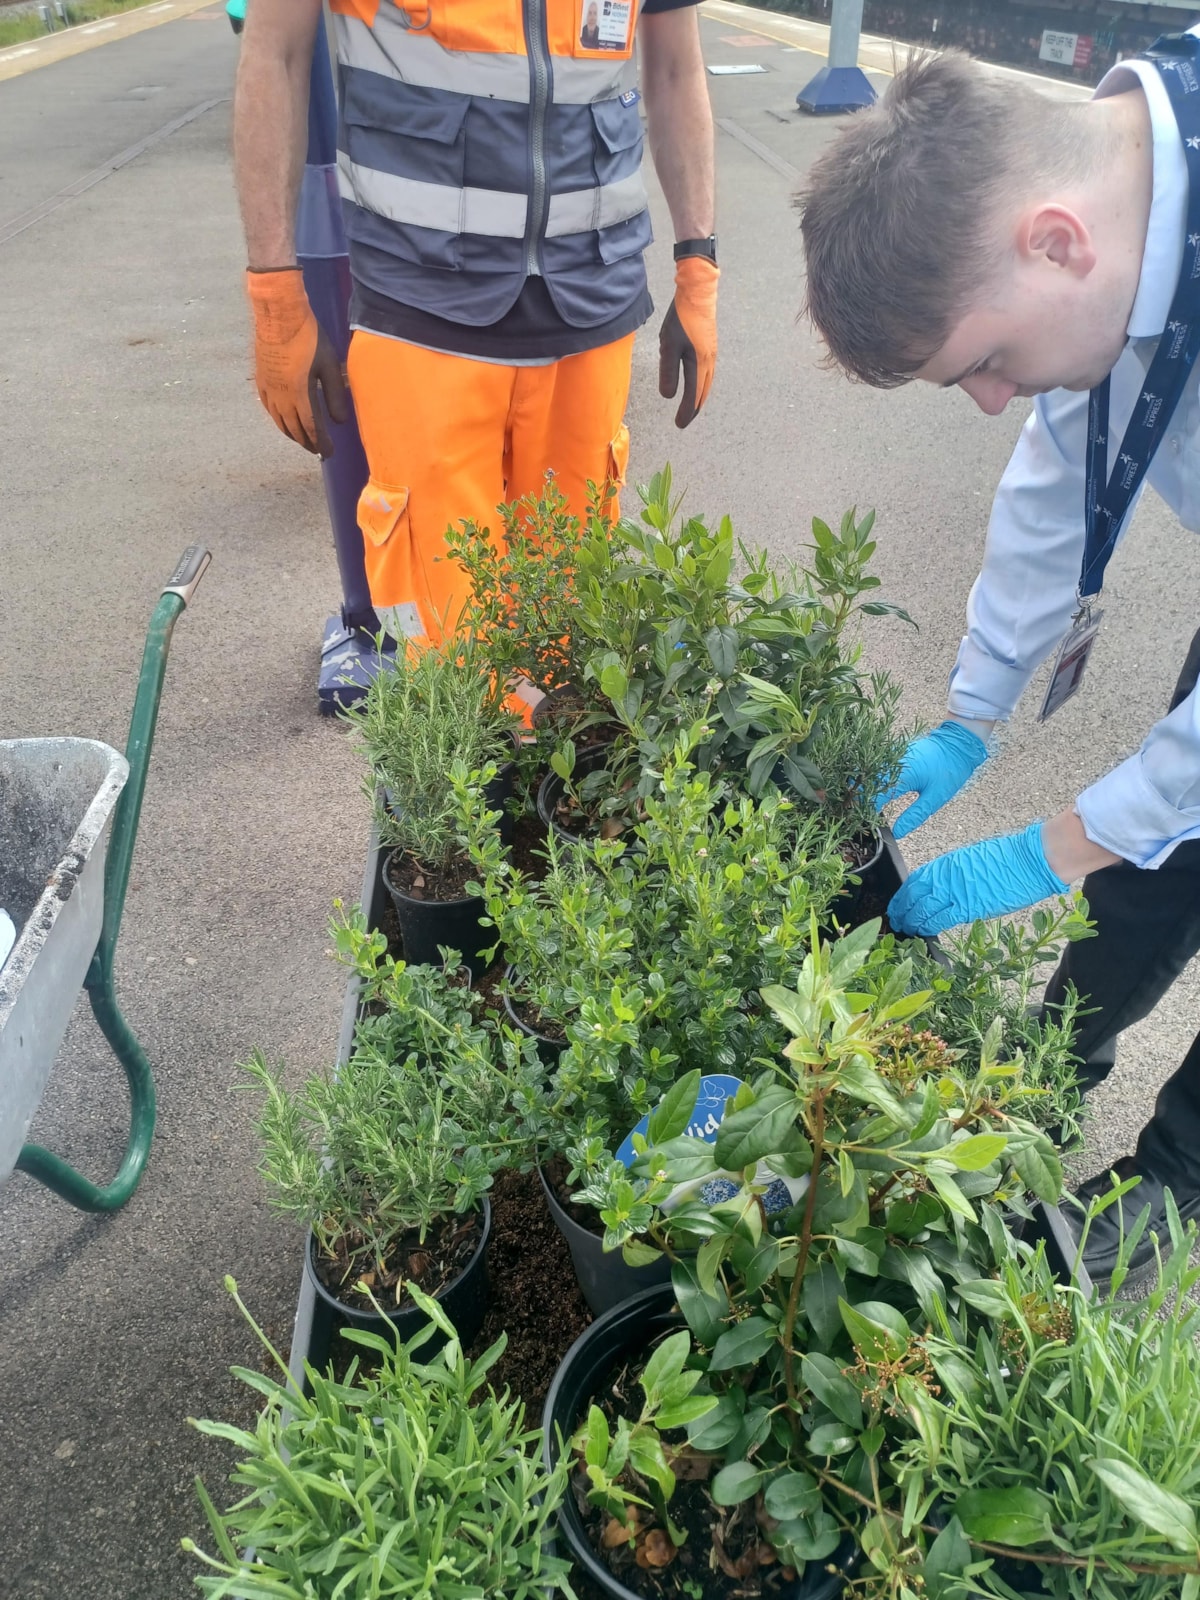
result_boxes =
[1082,34,1200,601]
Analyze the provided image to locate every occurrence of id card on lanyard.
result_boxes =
[1040,34,1200,721]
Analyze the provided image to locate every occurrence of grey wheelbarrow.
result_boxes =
[0,545,210,1211]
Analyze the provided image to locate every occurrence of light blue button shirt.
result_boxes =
[947,47,1200,869]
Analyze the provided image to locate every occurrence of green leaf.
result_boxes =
[704,624,739,680]
[713,1089,802,1173]
[803,1262,846,1347]
[709,1316,776,1371]
[885,1192,942,1240]
[763,1471,821,1521]
[600,661,629,703]
[687,1390,744,1450]
[628,1428,675,1499]
[838,1299,911,1363]
[656,1394,717,1430]
[584,1405,610,1470]
[801,1353,863,1428]
[943,1134,1007,1172]
[926,1167,977,1222]
[672,1259,728,1347]
[954,1279,1010,1318]
[1012,1138,1064,1203]
[954,1486,1054,1548]
[923,1516,973,1598]
[640,1330,692,1406]
[649,1069,703,1146]
[622,1239,664,1268]
[1089,1458,1198,1552]
[710,1461,763,1505]
[808,1421,856,1456]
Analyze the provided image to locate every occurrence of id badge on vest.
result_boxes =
[578,0,634,52]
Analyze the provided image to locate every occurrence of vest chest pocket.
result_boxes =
[589,95,644,189]
[340,77,472,267]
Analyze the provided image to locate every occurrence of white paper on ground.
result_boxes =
[0,910,16,969]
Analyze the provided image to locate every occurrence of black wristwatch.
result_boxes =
[673,235,718,264]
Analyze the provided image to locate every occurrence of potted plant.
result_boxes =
[533,481,914,849]
[184,1276,574,1599]
[543,918,1082,1597]
[342,630,521,977]
[242,940,548,1347]
[454,743,848,1312]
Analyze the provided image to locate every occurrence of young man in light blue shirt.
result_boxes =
[800,41,1200,1288]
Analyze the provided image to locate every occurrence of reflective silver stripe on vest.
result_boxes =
[334,14,636,105]
[338,151,528,237]
[546,170,649,236]
[341,151,647,240]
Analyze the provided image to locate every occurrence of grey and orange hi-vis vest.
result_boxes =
[329,0,654,330]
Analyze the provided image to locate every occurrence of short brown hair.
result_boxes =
[798,52,1095,386]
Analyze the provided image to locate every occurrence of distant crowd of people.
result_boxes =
[771,0,1200,84]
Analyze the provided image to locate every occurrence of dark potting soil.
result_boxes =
[545,1153,606,1234]
[510,990,568,1042]
[386,848,477,904]
[313,1208,482,1315]
[464,1166,593,1423]
[575,1350,807,1600]
[511,806,551,878]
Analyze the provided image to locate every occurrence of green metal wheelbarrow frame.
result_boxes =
[13,546,211,1212]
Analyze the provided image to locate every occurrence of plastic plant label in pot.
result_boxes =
[546,1077,806,1316]
[303,1196,492,1356]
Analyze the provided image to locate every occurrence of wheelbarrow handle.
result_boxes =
[162,544,211,607]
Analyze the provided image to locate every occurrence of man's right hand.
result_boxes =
[877,718,991,840]
[246,267,348,456]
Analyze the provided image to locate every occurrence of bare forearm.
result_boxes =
[1042,806,1123,882]
[233,0,323,269]
[640,10,714,240]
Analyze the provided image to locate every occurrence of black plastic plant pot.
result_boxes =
[384,849,492,980]
[303,1196,492,1358]
[502,966,566,1065]
[536,743,619,848]
[831,828,901,931]
[543,1286,855,1600]
[539,1166,672,1315]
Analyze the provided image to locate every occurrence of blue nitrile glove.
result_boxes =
[877,720,989,840]
[888,822,1069,938]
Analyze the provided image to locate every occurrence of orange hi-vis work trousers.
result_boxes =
[347,330,635,644]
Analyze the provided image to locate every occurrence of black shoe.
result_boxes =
[1068,1156,1200,1291]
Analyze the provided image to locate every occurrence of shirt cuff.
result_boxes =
[946,635,1032,723]
[1076,756,1200,869]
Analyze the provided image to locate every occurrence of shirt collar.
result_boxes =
[1094,52,1189,339]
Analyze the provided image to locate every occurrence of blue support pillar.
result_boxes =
[797,0,877,115]
[298,25,395,713]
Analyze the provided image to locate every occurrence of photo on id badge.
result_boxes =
[580,0,633,51]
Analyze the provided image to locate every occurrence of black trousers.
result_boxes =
[1043,625,1200,1192]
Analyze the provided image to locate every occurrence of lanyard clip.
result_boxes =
[1072,590,1096,627]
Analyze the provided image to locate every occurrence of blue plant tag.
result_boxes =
[615,1073,808,1220]
[614,1073,742,1168]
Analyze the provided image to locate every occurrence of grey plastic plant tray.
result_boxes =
[0,738,129,1183]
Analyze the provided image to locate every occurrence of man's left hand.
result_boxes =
[888,821,1070,937]
[659,256,718,428]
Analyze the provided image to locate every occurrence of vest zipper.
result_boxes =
[523,0,552,276]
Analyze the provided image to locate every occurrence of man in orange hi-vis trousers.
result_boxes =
[234,0,717,649]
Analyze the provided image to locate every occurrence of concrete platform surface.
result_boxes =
[0,6,1196,1597]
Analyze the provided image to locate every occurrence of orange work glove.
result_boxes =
[658,255,719,430]
[246,267,348,456]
